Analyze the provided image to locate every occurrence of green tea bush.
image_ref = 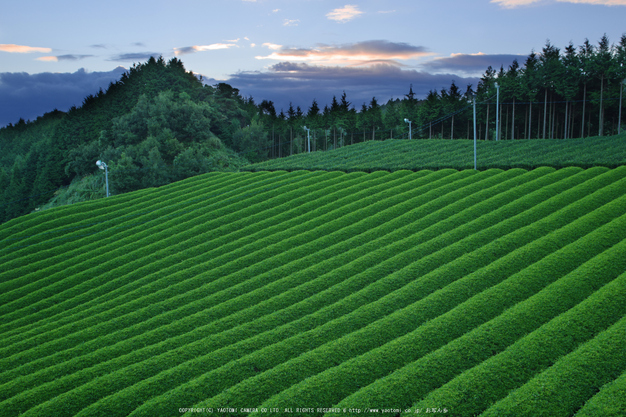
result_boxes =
[144,168,624,415]
[3,166,626,417]
[481,313,626,417]
[575,370,626,417]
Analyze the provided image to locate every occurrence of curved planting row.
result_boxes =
[155,167,620,414]
[227,178,626,415]
[337,223,626,415]
[0,171,288,292]
[0,168,468,374]
[575,369,626,417]
[15,170,542,416]
[405,264,626,417]
[0,171,231,254]
[0,168,500,406]
[0,170,331,333]
[1,167,626,417]
[245,136,626,172]
[1,168,536,410]
[0,171,351,322]
[481,311,626,417]
[0,170,394,344]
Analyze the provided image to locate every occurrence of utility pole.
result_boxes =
[495,82,500,141]
[96,160,109,197]
[473,96,477,170]
[303,126,311,153]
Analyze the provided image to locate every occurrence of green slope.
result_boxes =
[1,167,626,417]
[243,135,626,172]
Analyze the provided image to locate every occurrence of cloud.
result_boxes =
[0,67,127,127]
[90,44,107,49]
[108,52,162,62]
[492,0,626,7]
[326,5,364,22]
[422,52,526,75]
[174,44,238,55]
[36,54,94,62]
[256,40,430,66]
[36,56,60,62]
[219,62,478,114]
[491,0,542,6]
[0,44,51,53]
[262,43,283,50]
[283,19,300,26]
[557,0,626,4]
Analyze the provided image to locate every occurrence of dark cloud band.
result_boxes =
[221,62,478,113]
[0,67,126,127]
[108,52,162,62]
[422,53,526,74]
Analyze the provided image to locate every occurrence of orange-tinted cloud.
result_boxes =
[557,0,626,4]
[0,44,51,53]
[37,54,93,62]
[492,0,626,7]
[256,40,430,66]
[326,5,363,22]
[262,43,283,50]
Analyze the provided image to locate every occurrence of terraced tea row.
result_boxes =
[1,168,625,417]
[244,135,626,172]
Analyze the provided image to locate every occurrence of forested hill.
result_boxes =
[0,57,257,224]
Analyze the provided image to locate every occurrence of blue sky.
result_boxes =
[1,0,625,126]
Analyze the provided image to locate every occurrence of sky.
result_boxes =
[1,0,625,127]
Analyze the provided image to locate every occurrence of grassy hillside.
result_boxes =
[1,167,626,416]
[244,135,626,172]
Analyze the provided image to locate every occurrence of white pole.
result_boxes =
[473,97,477,170]
[617,79,626,135]
[105,165,109,197]
[495,83,500,141]
[304,126,311,153]
[96,160,109,197]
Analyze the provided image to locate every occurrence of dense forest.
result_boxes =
[0,34,625,224]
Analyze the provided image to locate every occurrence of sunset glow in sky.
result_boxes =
[1,0,625,126]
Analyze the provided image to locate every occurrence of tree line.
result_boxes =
[250,34,626,159]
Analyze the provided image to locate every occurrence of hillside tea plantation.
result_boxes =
[1,166,626,416]
[244,136,626,172]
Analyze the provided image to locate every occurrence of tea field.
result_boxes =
[1,165,626,416]
[244,135,626,172]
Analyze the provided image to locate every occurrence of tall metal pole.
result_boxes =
[96,160,109,197]
[495,83,500,141]
[304,126,310,153]
[618,82,622,135]
[473,97,477,170]
[404,119,412,140]
[104,164,109,197]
